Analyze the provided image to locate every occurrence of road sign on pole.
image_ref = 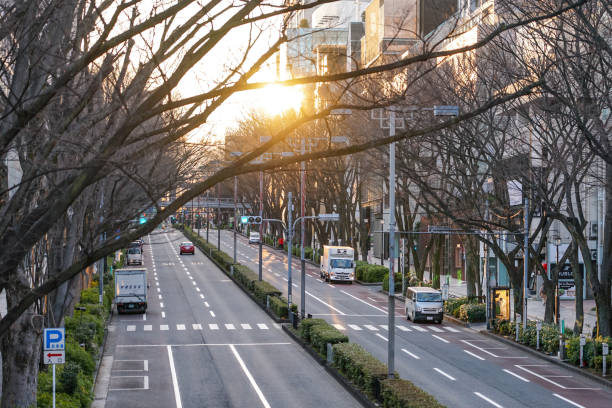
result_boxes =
[318,213,340,221]
[433,105,459,116]
[44,350,65,365]
[44,328,65,350]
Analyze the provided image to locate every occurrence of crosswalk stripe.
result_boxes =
[241,324,252,330]
[379,325,388,331]
[225,324,236,330]
[429,326,444,332]
[273,323,282,329]
[443,326,460,332]
[177,324,186,330]
[412,325,428,332]
[332,324,345,330]
[144,325,152,331]
[209,324,219,330]
[258,323,269,330]
[348,324,362,331]
[364,325,379,331]
[396,325,412,332]
[193,324,202,330]
[127,325,136,332]
[160,325,169,331]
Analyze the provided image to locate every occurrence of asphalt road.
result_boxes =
[100,230,360,408]
[202,228,612,408]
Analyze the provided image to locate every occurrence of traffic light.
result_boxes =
[240,215,262,224]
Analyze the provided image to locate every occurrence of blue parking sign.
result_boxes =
[44,328,65,351]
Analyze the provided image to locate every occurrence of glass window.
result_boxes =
[417,292,442,302]
[330,259,353,268]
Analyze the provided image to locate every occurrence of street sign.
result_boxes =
[43,350,65,365]
[44,328,65,351]
[433,105,459,116]
[579,334,586,346]
[318,213,339,221]
[428,225,451,232]
[603,343,609,355]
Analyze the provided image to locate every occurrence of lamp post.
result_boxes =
[206,190,210,242]
[217,183,221,250]
[554,235,561,326]
[234,176,238,264]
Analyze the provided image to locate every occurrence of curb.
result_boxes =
[443,314,471,328]
[282,325,379,408]
[480,330,612,389]
[92,309,112,392]
[355,280,382,286]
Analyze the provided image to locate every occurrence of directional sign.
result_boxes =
[43,350,65,365]
[318,213,339,221]
[603,343,609,356]
[434,105,459,116]
[44,328,65,351]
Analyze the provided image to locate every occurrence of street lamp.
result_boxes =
[553,235,561,326]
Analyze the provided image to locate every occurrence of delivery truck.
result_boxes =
[320,246,355,283]
[115,268,148,313]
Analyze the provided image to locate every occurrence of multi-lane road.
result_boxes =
[203,228,612,408]
[97,230,359,408]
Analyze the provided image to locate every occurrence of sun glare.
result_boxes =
[259,84,303,116]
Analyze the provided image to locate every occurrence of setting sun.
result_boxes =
[258,84,304,116]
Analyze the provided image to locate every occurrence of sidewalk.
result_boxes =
[368,254,597,334]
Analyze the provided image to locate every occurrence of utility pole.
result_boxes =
[206,190,210,242]
[287,192,293,312]
[259,170,263,281]
[197,194,201,237]
[523,195,529,330]
[233,176,238,264]
[300,135,307,319]
[387,110,396,379]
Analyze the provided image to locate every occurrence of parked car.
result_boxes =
[179,242,195,255]
[405,287,444,324]
[126,247,143,265]
[248,231,260,244]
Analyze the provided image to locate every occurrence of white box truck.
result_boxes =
[320,246,355,283]
[115,268,148,313]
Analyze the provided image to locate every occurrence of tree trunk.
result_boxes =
[432,236,441,289]
[1,285,42,408]
[569,247,583,335]
[543,278,555,323]
[466,237,479,298]
[597,161,612,337]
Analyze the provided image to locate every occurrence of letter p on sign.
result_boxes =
[44,328,65,350]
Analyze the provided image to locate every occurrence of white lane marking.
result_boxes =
[401,348,420,359]
[161,311,166,318]
[340,290,387,314]
[379,325,388,331]
[144,325,152,331]
[160,302,164,308]
[160,325,169,331]
[127,325,136,332]
[241,324,252,330]
[167,346,183,408]
[429,326,444,332]
[316,279,323,283]
[411,325,427,332]
[434,367,456,381]
[348,324,362,331]
[464,350,485,360]
[292,283,298,288]
[229,344,271,408]
[157,288,161,293]
[188,276,193,280]
[503,369,530,382]
[210,311,216,317]
[514,365,599,390]
[332,324,345,331]
[225,324,236,330]
[176,324,185,331]
[274,273,281,277]
[209,324,219,330]
[364,325,379,331]
[273,323,282,329]
[196,287,200,292]
[461,340,528,359]
[396,325,412,332]
[432,334,449,343]
[193,324,202,330]
[200,294,205,299]
[443,326,460,333]
[204,302,210,307]
[367,297,379,302]
[282,277,288,281]
[553,394,585,408]
[159,295,163,300]
[376,333,388,341]
[156,282,160,286]
[143,313,147,321]
[192,281,196,286]
[474,392,503,408]
[305,290,346,315]
[328,284,335,288]
[257,323,269,330]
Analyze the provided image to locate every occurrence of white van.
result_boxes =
[126,247,143,265]
[248,231,260,244]
[405,287,444,323]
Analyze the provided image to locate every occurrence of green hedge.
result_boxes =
[458,303,486,322]
[298,318,328,342]
[253,280,281,304]
[269,295,297,319]
[356,263,389,283]
[493,319,560,354]
[381,379,446,408]
[444,297,470,318]
[382,272,403,293]
[234,264,258,291]
[332,342,390,400]
[310,324,349,357]
[567,336,612,368]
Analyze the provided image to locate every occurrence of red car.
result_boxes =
[179,242,195,255]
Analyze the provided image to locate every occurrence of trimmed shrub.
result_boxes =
[79,287,98,304]
[333,342,389,400]
[65,313,104,350]
[253,280,281,304]
[382,273,403,293]
[458,303,486,322]
[298,318,328,342]
[381,378,446,408]
[65,339,95,376]
[233,264,258,290]
[60,362,80,394]
[310,323,349,357]
[444,297,469,318]
[269,295,297,319]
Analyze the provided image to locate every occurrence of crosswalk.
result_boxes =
[123,322,282,332]
[331,324,462,333]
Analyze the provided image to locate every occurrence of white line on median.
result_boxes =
[340,290,387,314]
[553,393,585,408]
[432,334,449,343]
[167,345,183,408]
[162,312,166,318]
[210,311,215,317]
[375,333,388,341]
[229,344,271,408]
[474,392,503,408]
[433,368,456,381]
[503,369,530,382]
[304,290,346,315]
[401,348,420,359]
[463,350,485,360]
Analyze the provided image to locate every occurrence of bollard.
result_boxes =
[266,295,270,310]
[536,321,542,350]
[230,265,234,276]
[603,343,609,377]
[516,321,520,342]
[327,343,334,364]
[579,334,586,367]
[559,335,565,360]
